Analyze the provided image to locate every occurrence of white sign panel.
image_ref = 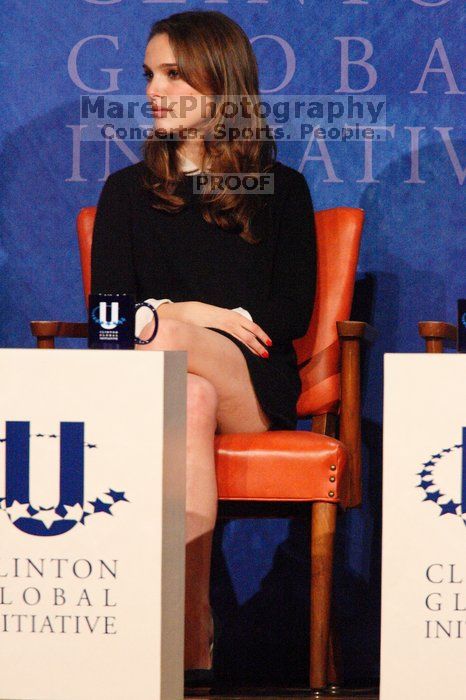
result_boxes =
[0,349,187,700]
[381,353,466,700]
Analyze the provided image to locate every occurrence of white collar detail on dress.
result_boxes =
[177,152,211,175]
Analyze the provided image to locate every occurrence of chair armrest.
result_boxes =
[335,321,375,509]
[30,321,88,348]
[418,321,457,353]
[337,320,377,343]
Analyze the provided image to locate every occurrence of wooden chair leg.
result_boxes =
[327,617,343,686]
[310,501,337,690]
[425,337,444,353]
[36,337,56,348]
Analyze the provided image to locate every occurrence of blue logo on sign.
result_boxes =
[416,427,465,528]
[0,422,129,537]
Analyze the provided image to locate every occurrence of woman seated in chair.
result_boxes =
[90,8,317,688]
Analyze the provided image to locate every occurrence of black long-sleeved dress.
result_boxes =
[90,159,317,430]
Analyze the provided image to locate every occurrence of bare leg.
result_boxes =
[137,319,271,669]
[137,318,272,433]
[184,374,218,669]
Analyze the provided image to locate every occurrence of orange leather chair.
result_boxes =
[31,204,374,691]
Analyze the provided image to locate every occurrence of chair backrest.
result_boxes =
[77,207,96,308]
[78,204,364,419]
[294,207,363,418]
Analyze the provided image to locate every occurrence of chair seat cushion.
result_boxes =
[214,430,348,503]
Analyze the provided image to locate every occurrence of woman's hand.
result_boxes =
[161,301,273,357]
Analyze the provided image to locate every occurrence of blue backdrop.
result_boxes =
[1,0,464,685]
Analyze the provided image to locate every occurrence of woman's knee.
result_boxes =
[137,317,191,350]
[186,374,218,426]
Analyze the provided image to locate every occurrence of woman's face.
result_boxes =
[143,33,211,137]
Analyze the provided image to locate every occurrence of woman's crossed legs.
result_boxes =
[136,318,271,669]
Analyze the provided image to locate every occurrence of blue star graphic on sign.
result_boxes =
[106,489,129,503]
[417,479,433,490]
[439,500,459,517]
[423,490,442,503]
[417,433,465,527]
[80,511,92,525]
[90,498,113,515]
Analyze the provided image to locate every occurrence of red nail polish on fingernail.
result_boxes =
[262,350,269,358]
[266,339,272,346]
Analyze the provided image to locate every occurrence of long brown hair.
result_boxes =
[142,10,277,244]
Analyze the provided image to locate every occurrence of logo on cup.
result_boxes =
[92,301,126,331]
[88,293,158,349]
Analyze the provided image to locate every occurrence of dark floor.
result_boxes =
[192,696,378,699]
[186,686,379,699]
[202,697,378,700]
